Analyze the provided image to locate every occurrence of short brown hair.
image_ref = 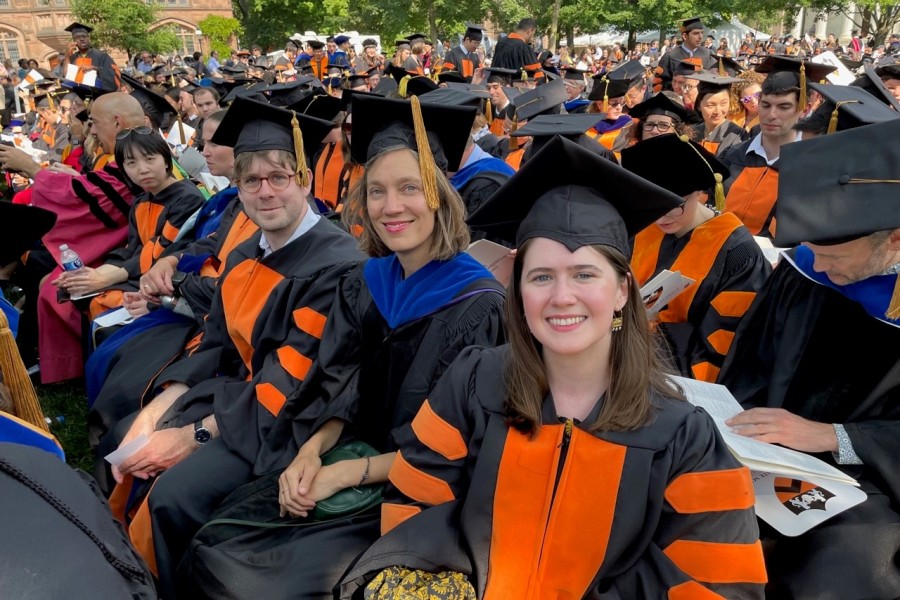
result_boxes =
[503,241,683,435]
[233,149,297,181]
[342,147,470,259]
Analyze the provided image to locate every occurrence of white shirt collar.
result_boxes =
[746,131,803,166]
[258,202,320,257]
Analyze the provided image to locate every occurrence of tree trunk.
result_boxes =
[232,0,250,20]
[628,28,637,51]
[549,0,562,51]
[427,1,438,49]
[567,25,574,49]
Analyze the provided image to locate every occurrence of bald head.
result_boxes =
[90,92,148,154]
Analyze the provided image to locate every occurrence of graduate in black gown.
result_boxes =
[339,136,766,599]
[106,97,363,598]
[718,120,900,600]
[180,94,507,599]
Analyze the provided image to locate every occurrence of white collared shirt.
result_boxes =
[746,131,803,166]
[258,203,321,257]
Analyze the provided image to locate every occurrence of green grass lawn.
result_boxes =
[37,379,94,472]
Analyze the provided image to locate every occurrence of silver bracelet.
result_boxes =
[832,424,863,465]
[354,456,371,491]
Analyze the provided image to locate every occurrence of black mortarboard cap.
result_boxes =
[465,23,485,41]
[755,55,837,105]
[467,136,683,254]
[406,33,427,44]
[485,67,518,85]
[371,76,398,96]
[265,76,319,107]
[691,71,742,107]
[514,114,618,165]
[681,17,704,32]
[211,96,335,184]
[610,59,646,85]
[307,39,325,50]
[338,89,382,113]
[287,88,342,121]
[628,91,699,124]
[349,93,476,172]
[673,57,705,77]
[587,73,633,101]
[563,68,589,83]
[65,22,93,34]
[220,81,269,105]
[855,64,900,111]
[775,118,900,248]
[444,82,490,98]
[401,75,439,98]
[348,72,371,87]
[0,204,57,266]
[61,80,109,101]
[874,54,900,79]
[362,38,378,48]
[419,86,484,109]
[122,73,177,126]
[395,38,411,48]
[437,71,467,84]
[713,55,744,76]
[800,82,900,134]
[620,132,730,198]
[510,77,566,120]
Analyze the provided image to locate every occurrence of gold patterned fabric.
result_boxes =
[364,567,476,599]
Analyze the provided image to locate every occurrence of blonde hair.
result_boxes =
[342,147,470,259]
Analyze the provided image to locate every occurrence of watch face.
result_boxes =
[194,427,212,444]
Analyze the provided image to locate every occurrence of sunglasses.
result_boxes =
[741,91,762,104]
[116,126,155,140]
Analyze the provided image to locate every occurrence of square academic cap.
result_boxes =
[712,55,744,77]
[467,136,683,254]
[509,77,567,121]
[755,55,837,83]
[620,132,729,200]
[265,77,319,107]
[338,89,383,113]
[465,23,485,40]
[0,204,57,266]
[587,73,634,102]
[874,54,900,78]
[371,76,398,96]
[858,64,900,111]
[628,91,699,124]
[563,68,589,83]
[122,73,177,127]
[65,22,93,34]
[681,17,704,32]
[673,57,705,77]
[775,118,900,248]
[287,88,342,121]
[801,82,900,134]
[609,60,646,84]
[485,67,518,85]
[511,114,618,165]
[445,82,490,98]
[348,94,476,171]
[211,96,335,182]
[437,71,467,84]
[419,86,484,108]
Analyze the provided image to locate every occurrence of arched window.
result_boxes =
[0,29,22,62]
[174,26,197,56]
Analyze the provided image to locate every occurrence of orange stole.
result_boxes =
[219,259,285,375]
[724,166,779,238]
[585,127,624,150]
[484,423,626,600]
[504,147,525,171]
[631,213,743,326]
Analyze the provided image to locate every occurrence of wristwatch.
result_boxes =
[170,270,188,295]
[193,419,212,445]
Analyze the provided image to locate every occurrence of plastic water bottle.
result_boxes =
[59,244,84,272]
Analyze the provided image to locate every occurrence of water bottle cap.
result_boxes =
[59,244,69,251]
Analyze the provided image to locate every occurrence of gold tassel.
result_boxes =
[409,95,439,211]
[398,75,411,98]
[0,310,49,433]
[328,81,333,95]
[827,105,840,134]
[290,111,309,187]
[520,69,528,82]
[171,74,177,88]
[718,57,726,76]
[714,173,725,212]
[887,273,900,321]
[485,98,493,125]
[799,61,807,110]
[47,92,55,112]
[600,77,609,112]
[508,113,518,151]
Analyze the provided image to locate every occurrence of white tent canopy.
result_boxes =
[571,17,770,50]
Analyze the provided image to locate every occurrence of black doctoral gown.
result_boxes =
[717,249,900,600]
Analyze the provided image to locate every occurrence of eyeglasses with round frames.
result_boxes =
[237,172,294,193]
[741,91,762,104]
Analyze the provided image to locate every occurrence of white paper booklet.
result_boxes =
[753,236,787,267]
[166,121,196,151]
[64,63,97,87]
[467,239,514,287]
[639,270,694,317]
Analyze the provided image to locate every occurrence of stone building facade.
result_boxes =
[0,0,234,68]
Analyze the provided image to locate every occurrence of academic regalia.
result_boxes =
[718,121,900,599]
[33,158,137,383]
[88,179,206,317]
[585,115,634,150]
[442,45,481,81]
[313,139,363,210]
[692,119,747,156]
[719,139,780,238]
[66,47,121,91]
[490,33,541,73]
[339,346,766,600]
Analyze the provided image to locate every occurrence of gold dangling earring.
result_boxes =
[611,309,623,332]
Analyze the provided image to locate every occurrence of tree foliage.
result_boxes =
[198,15,243,58]
[70,0,179,59]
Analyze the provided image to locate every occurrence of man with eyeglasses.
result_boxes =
[720,57,835,240]
[442,23,485,82]
[60,22,121,92]
[0,92,145,384]
[108,97,362,597]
